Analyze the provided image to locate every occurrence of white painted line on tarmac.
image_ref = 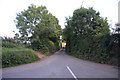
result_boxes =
[67,66,78,80]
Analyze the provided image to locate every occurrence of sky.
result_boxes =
[0,0,119,37]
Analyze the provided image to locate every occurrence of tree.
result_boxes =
[64,7,109,52]
[15,4,61,52]
[15,4,61,42]
[63,7,117,64]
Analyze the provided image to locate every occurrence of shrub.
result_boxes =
[2,48,40,68]
[44,39,56,54]
[2,37,25,48]
[31,38,58,54]
[31,39,49,54]
[2,41,17,48]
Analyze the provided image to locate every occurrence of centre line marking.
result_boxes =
[67,66,78,80]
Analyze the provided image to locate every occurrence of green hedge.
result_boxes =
[2,41,17,48]
[63,7,119,66]
[31,38,60,54]
[2,48,40,68]
[2,40,25,48]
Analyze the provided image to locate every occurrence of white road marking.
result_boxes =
[67,66,78,80]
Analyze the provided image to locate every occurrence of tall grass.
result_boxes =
[2,47,40,68]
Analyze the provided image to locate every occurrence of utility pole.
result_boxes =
[81,0,85,8]
[118,1,120,23]
[115,1,120,33]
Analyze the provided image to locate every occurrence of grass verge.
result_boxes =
[2,47,40,68]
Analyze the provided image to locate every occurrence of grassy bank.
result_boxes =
[1,37,59,68]
[2,47,40,68]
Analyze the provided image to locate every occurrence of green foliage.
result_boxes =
[44,52,51,56]
[1,37,40,68]
[63,7,119,66]
[15,4,62,53]
[2,41,17,48]
[2,47,40,68]
[2,37,25,48]
[31,38,57,54]
[31,39,48,53]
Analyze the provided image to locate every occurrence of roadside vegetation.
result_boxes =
[2,37,40,68]
[1,4,62,68]
[63,7,120,66]
[14,4,61,55]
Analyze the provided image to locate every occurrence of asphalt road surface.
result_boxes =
[2,49,119,78]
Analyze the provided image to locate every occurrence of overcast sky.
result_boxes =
[0,0,119,37]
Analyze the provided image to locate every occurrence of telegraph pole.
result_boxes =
[115,1,120,33]
[81,0,85,8]
[118,1,120,23]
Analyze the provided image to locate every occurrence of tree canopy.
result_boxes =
[15,4,61,43]
[63,7,119,65]
[15,4,62,53]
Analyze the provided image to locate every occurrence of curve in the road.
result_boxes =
[2,49,119,78]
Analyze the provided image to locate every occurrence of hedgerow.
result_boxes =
[2,47,40,68]
[63,7,120,66]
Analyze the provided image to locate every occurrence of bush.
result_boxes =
[2,41,17,48]
[31,39,49,54]
[44,39,56,54]
[2,48,40,68]
[31,38,58,54]
[2,37,25,48]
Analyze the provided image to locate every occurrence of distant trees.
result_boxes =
[15,4,62,54]
[63,7,119,66]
